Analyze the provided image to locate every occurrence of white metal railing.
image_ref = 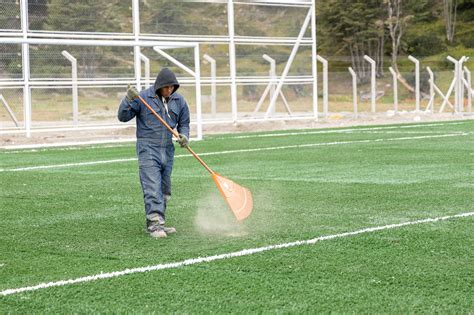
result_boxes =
[0,0,319,138]
[2,1,472,141]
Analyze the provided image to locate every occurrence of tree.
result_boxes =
[45,0,124,78]
[319,0,386,83]
[443,0,458,43]
[385,0,412,73]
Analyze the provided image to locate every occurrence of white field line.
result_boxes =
[1,138,137,150]
[1,121,469,153]
[352,131,466,135]
[0,133,468,172]
[216,121,468,140]
[1,212,472,297]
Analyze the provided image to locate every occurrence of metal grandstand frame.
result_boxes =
[0,0,317,139]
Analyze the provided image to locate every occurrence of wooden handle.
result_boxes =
[137,95,214,175]
[138,95,179,138]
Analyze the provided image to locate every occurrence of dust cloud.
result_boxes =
[194,189,248,237]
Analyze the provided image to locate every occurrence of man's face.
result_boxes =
[160,85,175,98]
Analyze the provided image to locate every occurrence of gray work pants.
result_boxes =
[137,141,174,224]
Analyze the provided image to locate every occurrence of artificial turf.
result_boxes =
[0,120,473,312]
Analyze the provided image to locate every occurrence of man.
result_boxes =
[118,68,190,238]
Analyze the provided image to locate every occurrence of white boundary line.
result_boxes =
[1,212,472,297]
[0,121,469,151]
[0,133,468,172]
[0,138,137,150]
[215,121,469,140]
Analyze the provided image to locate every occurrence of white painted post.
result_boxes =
[447,56,459,112]
[227,0,238,123]
[348,67,358,118]
[311,0,318,120]
[265,8,312,118]
[364,55,376,113]
[139,53,150,89]
[194,45,203,141]
[464,66,472,113]
[389,67,398,114]
[458,56,467,112]
[61,51,79,126]
[426,67,435,113]
[263,54,276,116]
[132,0,141,90]
[20,0,31,137]
[203,54,217,118]
[408,55,420,112]
[316,55,328,117]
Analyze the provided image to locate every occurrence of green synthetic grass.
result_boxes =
[0,120,473,313]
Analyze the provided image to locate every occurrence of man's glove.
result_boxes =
[126,84,139,101]
[177,134,189,147]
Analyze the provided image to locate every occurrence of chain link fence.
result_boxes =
[1,1,472,137]
[0,0,21,31]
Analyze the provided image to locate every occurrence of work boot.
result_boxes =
[146,220,167,238]
[163,226,177,234]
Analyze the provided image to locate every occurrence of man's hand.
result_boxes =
[126,84,139,101]
[177,134,189,147]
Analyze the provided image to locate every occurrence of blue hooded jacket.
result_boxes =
[118,68,190,146]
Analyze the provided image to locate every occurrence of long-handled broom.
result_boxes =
[137,95,253,221]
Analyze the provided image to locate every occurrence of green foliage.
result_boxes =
[458,0,474,21]
[406,32,446,56]
[460,31,474,48]
[317,0,473,62]
[1,1,473,79]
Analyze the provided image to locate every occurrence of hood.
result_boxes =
[154,68,180,96]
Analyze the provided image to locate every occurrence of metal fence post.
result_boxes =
[61,51,79,126]
[311,0,318,120]
[408,55,420,112]
[458,56,468,112]
[363,55,376,113]
[203,54,217,118]
[139,53,150,89]
[20,0,31,137]
[426,67,435,113]
[464,66,472,113]
[194,44,203,140]
[316,55,328,117]
[447,56,459,112]
[348,67,358,118]
[227,0,238,123]
[262,54,276,116]
[132,0,141,90]
[389,67,398,114]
